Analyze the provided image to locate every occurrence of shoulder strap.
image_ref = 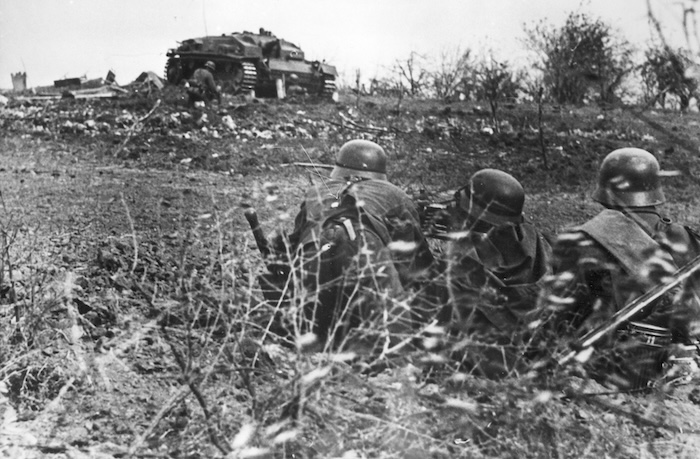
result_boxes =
[685,225,700,242]
[575,209,670,275]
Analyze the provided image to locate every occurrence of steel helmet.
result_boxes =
[592,148,665,207]
[204,61,216,71]
[458,169,525,225]
[330,139,388,181]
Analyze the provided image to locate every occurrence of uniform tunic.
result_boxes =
[189,68,220,103]
[445,222,553,333]
[546,209,700,343]
[436,219,552,378]
[283,177,435,343]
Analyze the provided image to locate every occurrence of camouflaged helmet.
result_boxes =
[592,148,665,207]
[459,169,525,225]
[205,61,216,71]
[330,139,388,181]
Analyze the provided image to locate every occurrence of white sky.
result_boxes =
[0,0,695,89]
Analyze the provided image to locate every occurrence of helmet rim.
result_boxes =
[330,139,388,180]
[461,187,525,226]
[330,165,387,181]
[592,187,666,207]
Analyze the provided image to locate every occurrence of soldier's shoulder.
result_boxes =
[552,229,613,273]
[357,178,410,197]
[554,227,590,242]
[553,228,605,256]
[521,221,554,242]
[658,219,700,251]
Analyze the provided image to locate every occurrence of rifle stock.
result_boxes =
[244,207,271,259]
[557,253,700,366]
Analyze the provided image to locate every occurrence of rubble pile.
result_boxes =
[0,96,342,143]
[0,85,516,151]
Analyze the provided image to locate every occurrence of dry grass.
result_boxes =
[2,96,700,458]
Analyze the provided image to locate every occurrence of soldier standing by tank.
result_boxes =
[539,147,700,388]
[273,139,435,347]
[187,61,221,107]
[438,169,552,377]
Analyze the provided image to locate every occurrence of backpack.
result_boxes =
[297,193,368,341]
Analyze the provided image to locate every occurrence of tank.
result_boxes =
[164,28,337,99]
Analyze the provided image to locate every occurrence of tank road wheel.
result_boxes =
[165,58,183,85]
[220,62,258,95]
[240,62,258,94]
[321,76,337,99]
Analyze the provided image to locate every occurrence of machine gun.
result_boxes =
[556,253,700,367]
[243,207,291,304]
[415,188,455,240]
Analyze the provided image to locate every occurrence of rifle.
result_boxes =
[243,207,291,303]
[281,162,334,169]
[557,253,700,367]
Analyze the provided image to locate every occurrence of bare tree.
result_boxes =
[430,46,472,99]
[395,52,428,97]
[647,0,700,58]
[474,57,523,129]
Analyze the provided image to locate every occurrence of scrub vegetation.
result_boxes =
[1,87,700,458]
[2,8,700,458]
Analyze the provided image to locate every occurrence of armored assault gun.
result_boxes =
[165,28,337,99]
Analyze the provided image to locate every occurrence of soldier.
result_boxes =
[286,73,307,97]
[540,147,700,388]
[443,169,553,327]
[274,139,435,347]
[187,60,220,107]
[439,169,553,377]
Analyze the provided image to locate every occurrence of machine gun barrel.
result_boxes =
[557,253,700,366]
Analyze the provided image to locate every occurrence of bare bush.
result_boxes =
[640,45,698,110]
[473,57,524,129]
[368,76,403,98]
[395,51,429,97]
[525,12,635,105]
[430,46,473,100]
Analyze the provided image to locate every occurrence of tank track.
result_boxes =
[239,62,258,93]
[164,58,181,84]
[322,77,337,98]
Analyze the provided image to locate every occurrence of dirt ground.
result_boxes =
[2,91,700,458]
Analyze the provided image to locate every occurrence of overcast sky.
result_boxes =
[0,0,695,89]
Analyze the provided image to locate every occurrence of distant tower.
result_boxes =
[11,72,27,92]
